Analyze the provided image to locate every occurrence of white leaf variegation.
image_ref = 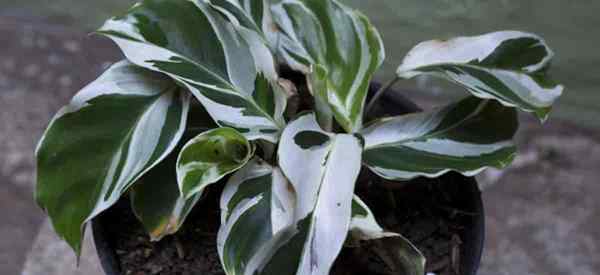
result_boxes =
[35,60,189,254]
[177,127,253,199]
[217,157,296,275]
[208,0,277,45]
[362,97,518,180]
[98,0,287,142]
[350,196,426,275]
[397,30,563,121]
[272,0,384,132]
[237,112,363,275]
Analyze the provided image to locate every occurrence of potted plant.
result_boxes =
[35,0,564,274]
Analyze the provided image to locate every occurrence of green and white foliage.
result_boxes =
[35,0,566,273]
[272,0,384,132]
[177,127,253,199]
[397,31,563,121]
[35,60,189,254]
[217,157,295,275]
[241,112,363,275]
[99,0,287,142]
[350,197,426,275]
[362,97,518,180]
[208,0,277,44]
[131,149,201,241]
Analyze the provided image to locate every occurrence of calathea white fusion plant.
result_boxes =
[35,0,563,274]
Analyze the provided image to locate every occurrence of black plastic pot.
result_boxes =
[92,83,485,275]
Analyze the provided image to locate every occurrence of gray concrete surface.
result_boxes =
[0,15,118,275]
[1,14,599,275]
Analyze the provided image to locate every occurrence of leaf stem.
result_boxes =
[365,76,400,115]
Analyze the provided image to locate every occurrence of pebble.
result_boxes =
[23,64,41,78]
[36,37,49,49]
[59,75,73,87]
[63,40,81,53]
[2,58,16,71]
[47,53,63,66]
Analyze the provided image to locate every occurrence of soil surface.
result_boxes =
[101,169,477,275]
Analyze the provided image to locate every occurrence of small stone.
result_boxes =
[59,75,73,87]
[2,58,16,71]
[23,64,41,78]
[40,72,53,84]
[47,54,62,66]
[63,40,81,53]
[36,37,49,49]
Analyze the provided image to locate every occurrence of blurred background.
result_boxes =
[1,1,598,275]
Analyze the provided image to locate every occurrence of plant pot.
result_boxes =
[92,83,485,275]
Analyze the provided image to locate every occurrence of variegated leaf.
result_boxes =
[241,112,363,275]
[208,0,276,42]
[131,147,201,241]
[35,60,189,254]
[272,0,384,132]
[217,157,295,275]
[350,196,426,275]
[397,31,564,121]
[177,127,253,199]
[362,97,518,180]
[98,0,286,142]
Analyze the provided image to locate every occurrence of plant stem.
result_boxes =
[365,76,400,115]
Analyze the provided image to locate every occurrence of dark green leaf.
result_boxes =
[35,61,189,254]
[362,97,518,180]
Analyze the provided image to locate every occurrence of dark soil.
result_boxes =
[100,169,478,275]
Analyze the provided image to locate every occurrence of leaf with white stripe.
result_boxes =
[131,147,202,241]
[98,0,286,142]
[217,157,295,275]
[350,196,426,275]
[208,0,275,40]
[272,0,384,132]
[362,97,518,180]
[241,112,363,275]
[177,127,253,199]
[35,60,189,255]
[397,31,564,121]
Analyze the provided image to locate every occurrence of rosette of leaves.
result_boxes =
[35,0,563,274]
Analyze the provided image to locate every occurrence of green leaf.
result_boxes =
[208,0,274,39]
[242,112,363,275]
[217,157,295,275]
[350,196,426,275]
[177,127,253,199]
[35,60,189,255]
[272,0,384,132]
[362,97,518,180]
[396,31,564,121]
[130,146,201,241]
[98,0,287,142]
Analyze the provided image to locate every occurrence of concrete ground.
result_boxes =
[1,15,598,275]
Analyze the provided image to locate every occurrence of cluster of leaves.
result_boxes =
[35,0,563,274]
